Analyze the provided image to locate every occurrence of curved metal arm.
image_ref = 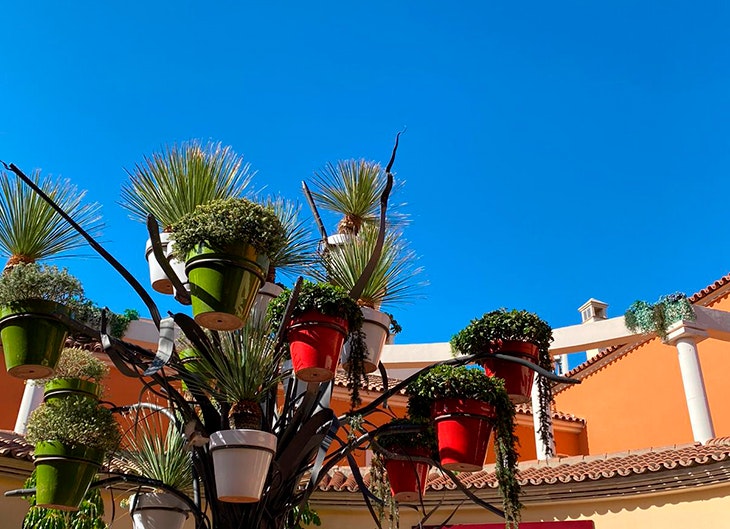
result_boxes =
[490,352,580,384]
[146,214,191,305]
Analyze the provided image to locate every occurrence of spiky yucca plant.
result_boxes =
[314,224,423,310]
[265,196,316,282]
[310,159,405,236]
[115,409,193,494]
[0,170,101,268]
[184,323,283,430]
[119,140,253,231]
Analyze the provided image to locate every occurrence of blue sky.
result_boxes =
[2,2,730,362]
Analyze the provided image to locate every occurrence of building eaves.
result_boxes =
[314,437,730,504]
[553,273,730,394]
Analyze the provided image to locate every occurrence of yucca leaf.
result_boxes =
[119,140,253,229]
[0,170,102,263]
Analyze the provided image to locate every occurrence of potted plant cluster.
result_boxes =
[41,347,109,403]
[0,263,85,379]
[0,169,100,380]
[181,322,283,503]
[315,223,423,373]
[115,408,194,529]
[373,416,437,503]
[407,364,521,526]
[170,197,286,331]
[451,308,554,404]
[268,280,368,406]
[624,292,695,340]
[120,140,253,296]
[25,394,121,511]
[308,159,418,375]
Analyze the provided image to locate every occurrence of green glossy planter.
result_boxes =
[0,300,69,379]
[33,441,104,511]
[44,378,102,402]
[185,243,269,331]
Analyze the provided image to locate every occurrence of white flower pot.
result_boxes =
[341,306,391,374]
[209,429,277,503]
[145,233,174,294]
[250,282,283,324]
[130,492,189,529]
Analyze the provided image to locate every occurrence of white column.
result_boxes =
[531,372,555,460]
[14,380,44,435]
[666,323,714,444]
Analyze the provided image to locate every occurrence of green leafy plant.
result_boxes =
[624,292,695,340]
[0,263,84,308]
[286,502,322,529]
[22,469,108,529]
[115,409,193,493]
[0,169,102,268]
[183,323,284,430]
[72,300,140,338]
[119,140,253,231]
[268,280,367,407]
[170,197,287,258]
[41,347,109,384]
[450,308,555,456]
[450,308,553,357]
[26,395,121,453]
[314,223,424,310]
[406,364,521,526]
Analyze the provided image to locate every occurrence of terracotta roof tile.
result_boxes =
[316,438,730,495]
[0,430,34,462]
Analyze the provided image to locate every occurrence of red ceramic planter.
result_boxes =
[482,340,540,404]
[431,398,496,472]
[287,311,348,383]
[384,447,431,502]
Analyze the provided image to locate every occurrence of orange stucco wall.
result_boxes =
[554,290,730,454]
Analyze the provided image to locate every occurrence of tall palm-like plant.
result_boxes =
[119,140,254,231]
[265,197,316,283]
[0,170,102,268]
[116,407,193,494]
[185,323,284,430]
[314,224,423,310]
[309,159,404,236]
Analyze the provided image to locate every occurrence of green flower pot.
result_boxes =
[44,378,102,402]
[185,243,269,331]
[0,300,69,379]
[33,441,104,511]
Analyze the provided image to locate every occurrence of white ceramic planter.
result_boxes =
[145,233,173,295]
[209,429,277,503]
[250,282,283,324]
[130,492,189,529]
[341,306,391,374]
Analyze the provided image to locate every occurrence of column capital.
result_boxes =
[664,320,709,346]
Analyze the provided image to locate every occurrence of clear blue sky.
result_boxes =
[2,2,730,356]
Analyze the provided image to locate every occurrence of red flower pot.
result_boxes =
[431,398,495,472]
[384,447,431,503]
[482,340,539,404]
[287,311,348,383]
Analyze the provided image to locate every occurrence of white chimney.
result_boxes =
[578,298,609,359]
